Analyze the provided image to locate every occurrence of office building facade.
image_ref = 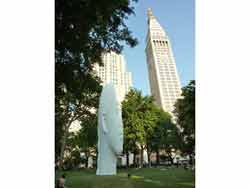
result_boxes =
[94,51,132,102]
[145,9,182,113]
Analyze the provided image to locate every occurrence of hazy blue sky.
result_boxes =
[123,0,195,96]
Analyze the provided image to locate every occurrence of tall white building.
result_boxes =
[145,8,182,113]
[94,51,132,102]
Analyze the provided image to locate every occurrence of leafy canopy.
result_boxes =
[55,0,139,163]
[174,80,195,155]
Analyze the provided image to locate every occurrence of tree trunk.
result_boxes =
[126,152,129,168]
[133,151,136,167]
[168,154,174,165]
[147,151,151,167]
[189,154,194,166]
[140,146,144,168]
[85,150,89,168]
[156,149,160,165]
[146,144,151,167]
[59,131,67,169]
[59,120,73,169]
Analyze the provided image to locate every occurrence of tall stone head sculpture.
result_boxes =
[96,83,123,175]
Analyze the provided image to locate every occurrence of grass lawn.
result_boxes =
[57,167,195,188]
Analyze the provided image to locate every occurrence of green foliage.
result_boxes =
[56,0,138,62]
[55,114,64,160]
[55,67,102,163]
[55,0,139,164]
[60,113,98,169]
[174,80,195,155]
[67,114,98,153]
[122,89,156,154]
[55,0,138,89]
[79,114,98,150]
[146,107,181,165]
[122,88,183,165]
[147,108,167,149]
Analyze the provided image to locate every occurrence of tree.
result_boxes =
[174,80,195,163]
[143,105,161,167]
[55,112,65,162]
[122,89,183,167]
[78,113,98,168]
[59,113,98,170]
[122,90,143,167]
[55,71,101,166]
[55,0,139,167]
[146,107,177,166]
[159,120,181,165]
[55,0,138,83]
[122,89,156,167]
[63,131,82,170]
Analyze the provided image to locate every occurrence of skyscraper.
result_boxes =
[94,51,132,102]
[145,8,182,113]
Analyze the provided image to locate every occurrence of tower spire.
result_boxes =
[147,8,154,19]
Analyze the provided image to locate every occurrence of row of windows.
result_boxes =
[157,61,171,65]
[158,64,173,68]
[159,68,176,72]
[159,71,176,75]
[157,61,174,65]
[159,75,177,79]
[163,96,179,100]
[156,53,169,57]
[163,94,178,99]
[155,49,169,53]
[162,89,180,93]
[162,85,179,90]
[160,77,178,81]
[161,78,178,84]
[151,34,165,39]
[160,72,177,76]
[163,97,178,101]
[162,87,180,92]
[159,69,176,72]
[153,40,168,45]
[162,93,180,99]
[156,50,169,54]
[162,85,180,89]
[165,90,177,94]
[163,97,179,101]
[155,47,168,51]
[161,83,179,88]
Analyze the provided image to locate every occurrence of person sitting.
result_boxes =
[57,174,66,188]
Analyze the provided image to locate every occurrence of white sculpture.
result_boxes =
[96,83,123,175]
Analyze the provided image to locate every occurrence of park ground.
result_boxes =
[56,167,195,188]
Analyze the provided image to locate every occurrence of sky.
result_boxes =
[123,0,195,96]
